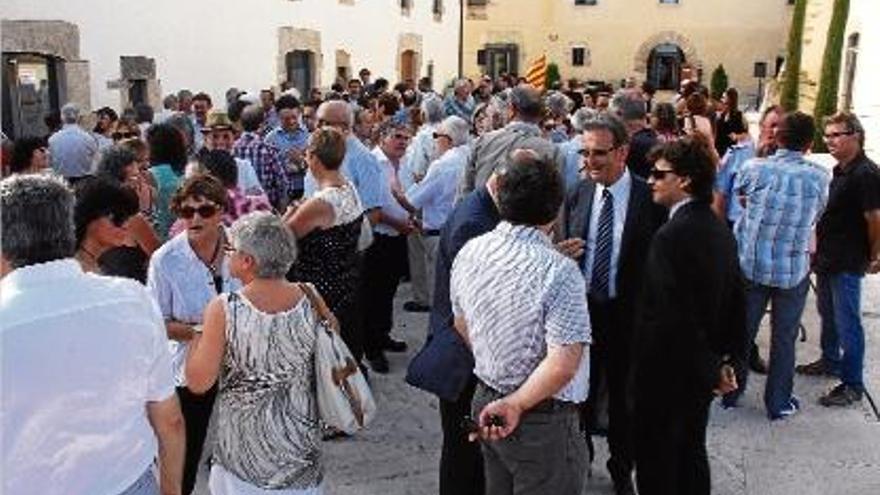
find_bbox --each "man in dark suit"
[559,114,665,495]
[632,136,747,495]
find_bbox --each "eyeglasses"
[178,204,220,219]
[578,147,617,158]
[823,131,855,140]
[432,132,451,140]
[392,133,412,141]
[648,167,676,180]
[112,131,139,140]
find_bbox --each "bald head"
[316,101,354,132]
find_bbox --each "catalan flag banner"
[525,54,547,90]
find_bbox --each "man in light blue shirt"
[713,137,756,227]
[728,112,830,420]
[48,103,99,179]
[302,101,388,216]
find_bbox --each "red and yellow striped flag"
[525,54,547,90]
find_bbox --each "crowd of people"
[2,67,879,495]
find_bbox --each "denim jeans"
[740,277,809,416]
[817,272,865,389]
[118,466,158,495]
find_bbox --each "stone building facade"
[2,0,460,138]
[464,0,793,103]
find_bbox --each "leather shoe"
[367,353,390,374]
[383,337,408,353]
[403,301,431,313]
[796,358,838,377]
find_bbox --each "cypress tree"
[812,0,851,152]
[780,0,808,111]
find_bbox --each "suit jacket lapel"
[575,180,597,241]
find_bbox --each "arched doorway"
[400,50,418,83]
[647,43,685,90]
[285,50,314,96]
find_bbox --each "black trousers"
[635,396,712,495]
[439,376,484,495]
[583,297,634,481]
[177,384,217,495]
[361,233,407,357]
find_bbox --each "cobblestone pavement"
[199,276,880,494]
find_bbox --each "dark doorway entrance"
[2,53,62,139]
[286,50,314,97]
[480,44,518,79]
[647,43,685,90]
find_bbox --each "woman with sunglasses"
[72,176,140,275]
[147,174,242,495]
[187,212,325,495]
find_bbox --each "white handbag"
[300,283,376,434]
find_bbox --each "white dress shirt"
[147,231,241,386]
[1,259,175,495]
[582,169,632,299]
[405,145,470,230]
[371,147,411,237]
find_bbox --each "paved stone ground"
[198,275,880,494]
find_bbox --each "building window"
[575,0,598,5]
[468,0,488,5]
[400,0,412,15]
[842,33,859,111]
[433,0,443,17]
[659,0,680,4]
[572,47,586,66]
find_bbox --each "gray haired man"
[47,102,99,180]
[1,174,184,495]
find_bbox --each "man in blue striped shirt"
[728,112,830,419]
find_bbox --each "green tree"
[710,64,729,101]
[547,62,561,90]
[780,0,808,111]
[812,0,851,152]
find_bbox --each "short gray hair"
[438,116,471,147]
[545,92,573,119]
[571,107,600,133]
[420,94,445,124]
[163,94,179,110]
[582,113,629,147]
[61,103,80,124]
[1,174,76,268]
[228,212,297,279]
[509,85,544,121]
[610,91,647,122]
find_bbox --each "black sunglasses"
[648,167,676,180]
[178,204,219,219]
[107,211,132,228]
[112,131,139,140]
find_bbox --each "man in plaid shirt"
[233,104,296,210]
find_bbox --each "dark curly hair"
[9,136,47,174]
[647,133,717,203]
[73,176,139,247]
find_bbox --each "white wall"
[2,0,461,110]
[844,0,880,160]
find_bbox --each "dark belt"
[423,229,441,237]
[476,380,579,414]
